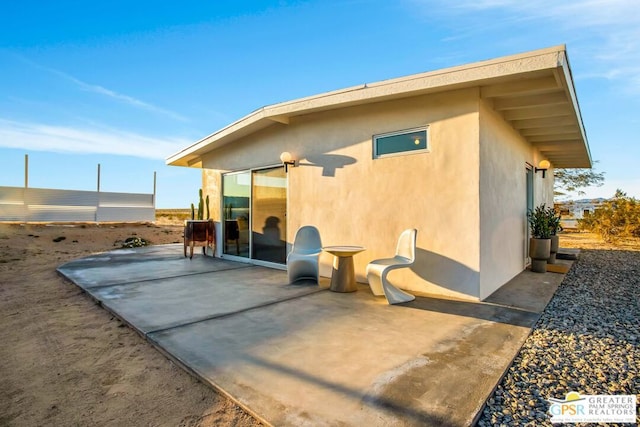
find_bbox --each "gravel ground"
[477,249,639,426]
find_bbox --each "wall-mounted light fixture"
[280,151,297,172]
[535,159,551,178]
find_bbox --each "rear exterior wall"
[202,88,484,300]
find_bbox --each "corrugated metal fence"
[0,186,155,222]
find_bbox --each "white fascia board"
[167,45,572,167]
[555,50,592,167]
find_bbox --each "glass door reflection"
[251,167,287,264]
[222,171,250,258]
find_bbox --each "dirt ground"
[0,221,262,427]
[1,222,637,427]
[558,229,640,251]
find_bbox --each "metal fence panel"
[97,207,155,222]
[0,186,155,222]
[0,187,25,221]
[28,205,97,222]
[99,191,154,207]
[24,188,99,206]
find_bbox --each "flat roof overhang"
[167,45,592,169]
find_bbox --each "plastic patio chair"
[366,228,417,304]
[287,225,323,284]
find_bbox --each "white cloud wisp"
[48,68,190,122]
[11,54,189,122]
[0,118,190,160]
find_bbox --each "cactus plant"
[197,189,204,220]
[190,189,210,221]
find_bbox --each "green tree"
[578,190,640,241]
[554,161,605,198]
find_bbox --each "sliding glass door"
[251,167,287,264]
[222,171,251,258]
[222,166,287,265]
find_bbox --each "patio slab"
[92,267,327,333]
[58,244,245,288]
[57,244,570,426]
[149,285,539,426]
[482,262,572,313]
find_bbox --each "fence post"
[23,154,29,221]
[96,164,100,221]
[24,154,28,189]
[153,171,157,208]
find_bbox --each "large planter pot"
[184,220,215,259]
[548,235,560,264]
[529,237,551,273]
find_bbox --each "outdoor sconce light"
[535,159,551,178]
[280,151,297,172]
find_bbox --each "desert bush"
[578,190,640,241]
[120,236,150,248]
[156,209,191,222]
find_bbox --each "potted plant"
[184,189,215,258]
[548,207,562,264]
[527,204,553,273]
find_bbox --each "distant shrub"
[156,209,191,222]
[578,190,640,241]
[121,237,150,248]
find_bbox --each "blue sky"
[1,0,638,208]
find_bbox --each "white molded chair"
[287,226,322,284]
[366,229,417,304]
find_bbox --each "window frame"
[372,125,429,159]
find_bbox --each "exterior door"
[221,166,287,265]
[525,165,534,264]
[251,167,287,264]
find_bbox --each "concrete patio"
[57,244,571,426]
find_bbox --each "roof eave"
[555,51,593,168]
[167,45,591,169]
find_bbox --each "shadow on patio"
[58,244,569,427]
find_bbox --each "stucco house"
[167,45,591,301]
[555,198,605,229]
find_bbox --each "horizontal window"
[373,126,429,159]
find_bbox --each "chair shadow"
[382,248,543,328]
[409,248,480,299]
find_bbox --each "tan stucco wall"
[201,88,483,300]
[478,99,555,299]
[201,169,220,219]
[478,100,529,299]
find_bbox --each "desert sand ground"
[1,220,637,426]
[0,220,262,427]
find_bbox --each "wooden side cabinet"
[184,220,216,259]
